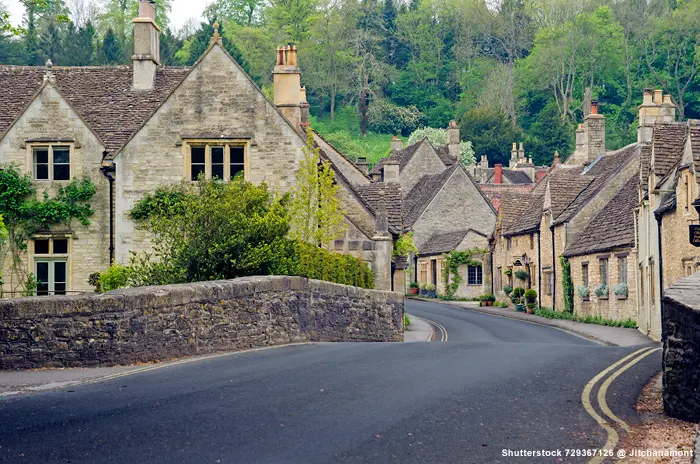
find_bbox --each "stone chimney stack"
[447,120,460,159]
[355,157,370,176]
[518,142,525,162]
[638,88,676,143]
[382,159,400,183]
[132,0,161,90]
[509,142,518,168]
[273,45,302,131]
[583,100,605,164]
[300,86,310,129]
[494,164,503,184]
[480,155,488,170]
[391,136,403,151]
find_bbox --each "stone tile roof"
[651,122,687,183]
[498,190,535,232]
[403,165,457,228]
[369,139,424,176]
[435,146,457,166]
[354,182,403,235]
[655,191,677,216]
[502,177,548,236]
[0,65,190,155]
[554,143,639,225]
[640,143,652,193]
[484,168,533,185]
[564,175,638,257]
[688,120,700,200]
[418,229,471,256]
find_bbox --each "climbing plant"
[393,232,418,258]
[443,248,487,299]
[0,165,96,296]
[561,256,574,314]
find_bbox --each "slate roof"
[564,175,638,257]
[370,138,456,176]
[435,146,458,166]
[498,190,535,232]
[419,229,471,256]
[403,165,458,228]
[651,122,687,183]
[484,168,533,185]
[640,143,652,192]
[354,182,403,235]
[0,65,190,155]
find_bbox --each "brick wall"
[0,276,404,370]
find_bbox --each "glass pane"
[53,165,70,181]
[191,146,206,164]
[54,262,66,284]
[211,164,224,180]
[211,147,224,164]
[37,282,49,296]
[230,146,245,164]
[53,239,68,254]
[230,165,244,179]
[34,148,49,164]
[54,283,66,295]
[36,262,49,283]
[191,164,205,181]
[35,240,50,254]
[35,164,49,180]
[53,147,70,164]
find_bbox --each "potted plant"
[409,282,419,295]
[419,283,426,296]
[425,283,436,298]
[576,286,590,300]
[595,284,609,299]
[524,289,537,314]
[511,287,525,311]
[486,294,496,306]
[479,294,488,306]
[504,269,513,277]
[503,285,513,297]
[613,283,628,299]
[514,270,529,283]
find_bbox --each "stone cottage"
[0,0,399,295]
[370,126,497,298]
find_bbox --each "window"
[33,237,69,296]
[544,271,553,296]
[188,143,247,181]
[640,265,645,307]
[529,233,534,250]
[496,267,502,292]
[32,145,71,181]
[439,260,446,286]
[420,262,428,284]
[618,257,628,285]
[467,265,483,286]
[582,263,589,288]
[599,258,609,286]
[506,237,512,250]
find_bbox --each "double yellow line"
[581,346,661,464]
[421,318,449,342]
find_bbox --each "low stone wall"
[662,272,700,422]
[0,276,404,370]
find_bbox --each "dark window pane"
[36,262,49,282]
[211,165,224,179]
[35,164,49,180]
[54,283,66,295]
[230,165,244,179]
[211,147,224,164]
[230,147,245,164]
[53,147,70,164]
[35,240,50,254]
[54,262,66,283]
[53,239,68,254]
[53,165,70,180]
[34,148,49,164]
[37,283,49,296]
[191,146,206,164]
[191,164,205,181]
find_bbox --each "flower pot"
[487,301,493,306]
[409,288,419,295]
[481,301,487,306]
[515,304,526,312]
[427,290,437,298]
[526,307,534,314]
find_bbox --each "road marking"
[581,347,656,464]
[420,318,448,342]
[597,347,661,432]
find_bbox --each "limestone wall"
[0,276,404,370]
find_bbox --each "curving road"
[0,299,660,464]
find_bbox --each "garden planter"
[481,301,487,306]
[427,290,437,298]
[419,290,426,297]
[409,288,419,295]
[515,304,526,312]
[526,306,534,314]
[487,301,493,306]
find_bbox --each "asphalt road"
[0,299,660,464]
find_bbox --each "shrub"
[524,289,537,304]
[534,308,638,329]
[294,241,374,289]
[511,287,525,298]
[367,99,424,135]
[425,283,436,291]
[514,270,529,282]
[576,286,590,299]
[595,284,609,298]
[406,127,475,166]
[503,285,513,295]
[613,283,628,297]
[410,281,419,289]
[486,293,496,302]
[99,265,133,292]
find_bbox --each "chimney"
[300,86,310,129]
[382,159,400,183]
[494,164,503,184]
[391,136,403,151]
[552,151,560,167]
[273,45,302,131]
[480,155,488,170]
[518,142,525,161]
[355,157,370,176]
[447,120,460,159]
[132,0,161,90]
[509,142,518,168]
[638,88,676,143]
[583,100,605,164]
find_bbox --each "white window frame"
[184,141,249,182]
[30,144,72,181]
[31,236,71,296]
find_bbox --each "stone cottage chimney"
[447,120,460,159]
[391,136,403,151]
[494,164,503,184]
[382,159,400,183]
[355,157,370,176]
[300,86,310,129]
[132,0,161,90]
[480,155,488,170]
[583,100,605,164]
[518,142,526,162]
[638,88,676,143]
[509,142,518,168]
[273,45,302,130]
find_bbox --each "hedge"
[294,241,375,289]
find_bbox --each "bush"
[367,99,424,135]
[99,265,133,292]
[425,283,436,291]
[576,286,590,299]
[511,287,525,298]
[514,270,529,282]
[410,281,420,289]
[503,285,513,295]
[294,241,374,289]
[534,308,638,329]
[524,289,537,304]
[613,283,628,297]
[595,284,609,298]
[404,314,411,328]
[406,127,475,166]
[486,293,496,302]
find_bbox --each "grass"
[404,314,411,328]
[534,308,638,329]
[310,107,393,165]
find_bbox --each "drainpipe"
[537,231,542,308]
[100,161,116,265]
[655,212,665,340]
[551,225,556,311]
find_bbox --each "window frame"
[618,256,628,285]
[30,236,71,296]
[184,140,249,182]
[29,144,73,181]
[467,265,483,286]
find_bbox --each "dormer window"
[186,142,247,181]
[32,145,71,181]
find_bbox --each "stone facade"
[0,276,404,370]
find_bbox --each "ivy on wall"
[561,256,575,314]
[443,248,487,299]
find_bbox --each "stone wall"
[662,272,700,422]
[0,276,404,370]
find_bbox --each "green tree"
[459,107,522,167]
[101,27,122,64]
[526,101,573,165]
[204,0,264,26]
[175,20,248,70]
[289,128,346,247]
[406,126,475,166]
[62,20,96,65]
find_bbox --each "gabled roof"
[435,146,458,166]
[370,138,451,176]
[313,131,370,185]
[564,175,638,257]
[403,165,458,227]
[484,168,533,185]
[498,190,535,232]
[354,182,403,235]
[419,229,486,256]
[0,65,189,154]
[651,122,687,183]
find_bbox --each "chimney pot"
[663,94,672,104]
[391,136,403,151]
[643,88,653,105]
[590,100,598,115]
[273,44,302,130]
[494,164,503,184]
[653,89,663,104]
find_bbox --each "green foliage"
[503,285,513,295]
[514,269,529,282]
[459,108,522,167]
[289,127,346,248]
[576,286,590,299]
[406,127,475,167]
[443,248,486,299]
[560,256,575,313]
[99,265,133,292]
[534,308,637,329]
[524,289,537,303]
[410,281,419,289]
[294,241,374,289]
[367,99,423,135]
[130,187,187,220]
[404,314,410,328]
[511,287,525,304]
[595,284,609,298]
[393,232,417,258]
[613,283,628,297]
